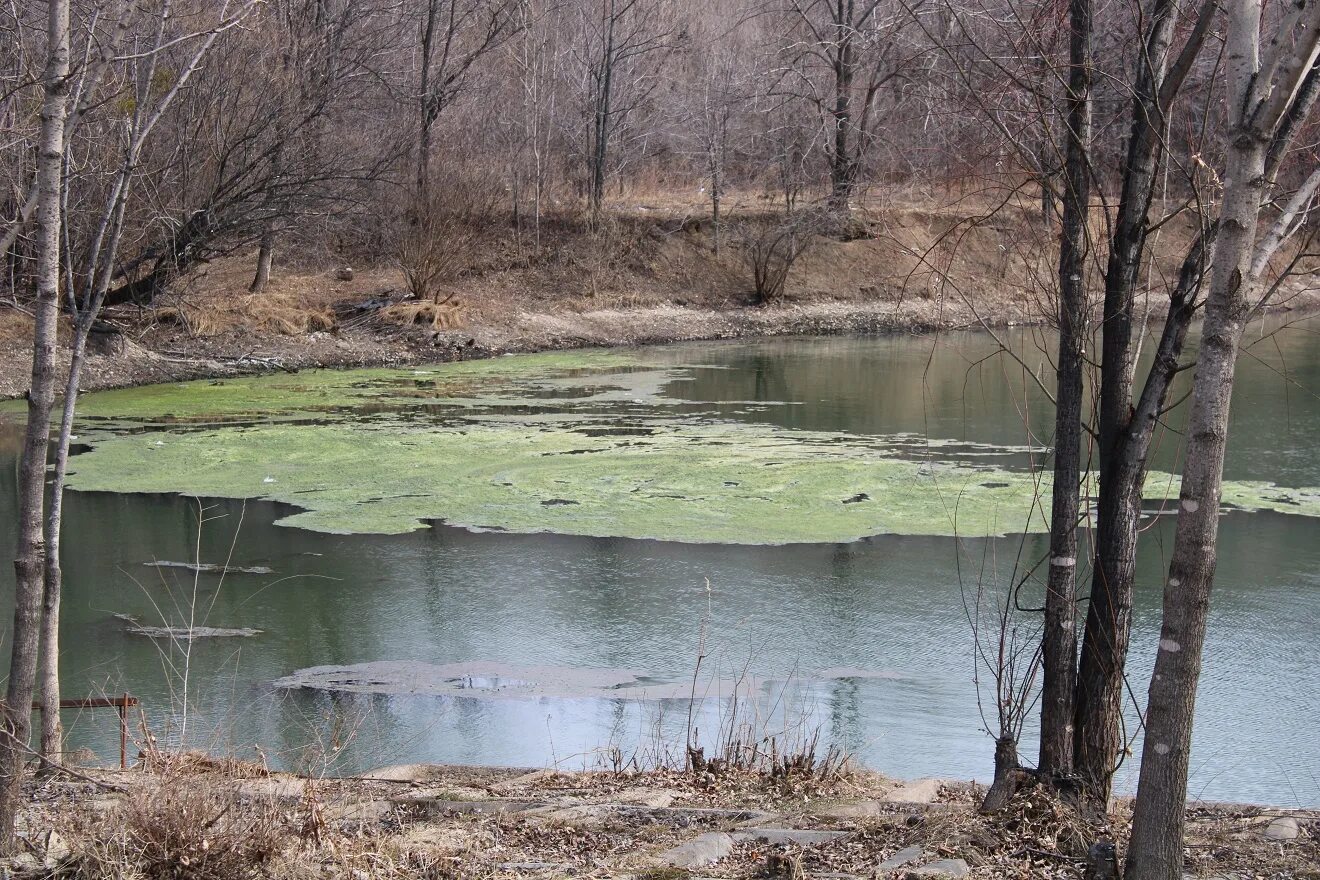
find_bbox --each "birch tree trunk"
[1127,1,1320,874]
[1,0,69,849]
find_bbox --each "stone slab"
[660,832,737,867]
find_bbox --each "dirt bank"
[3,193,1318,400]
[9,758,1315,878]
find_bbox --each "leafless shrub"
[737,211,820,304]
[64,773,285,880]
[395,172,501,304]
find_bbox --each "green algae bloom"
[63,350,649,423]
[64,420,1056,541]
[50,349,1320,544]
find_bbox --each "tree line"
[5,1,1320,878]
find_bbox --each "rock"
[538,805,615,823]
[362,763,446,783]
[43,829,70,865]
[488,768,558,792]
[1264,816,1299,841]
[88,328,127,357]
[6,853,43,873]
[876,845,925,872]
[660,832,737,867]
[906,859,969,878]
[614,787,676,808]
[399,797,547,815]
[882,779,945,804]
[815,800,885,818]
[733,829,849,847]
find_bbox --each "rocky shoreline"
[6,287,1320,404]
[8,760,1316,878]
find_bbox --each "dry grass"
[145,258,378,338]
[154,292,336,337]
[380,300,465,331]
[23,762,1316,880]
[0,304,34,344]
[58,775,285,879]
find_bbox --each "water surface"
[1,325,1317,805]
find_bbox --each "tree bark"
[1,0,69,850]
[1124,147,1263,880]
[1125,0,1314,872]
[589,0,617,220]
[1071,0,1190,808]
[981,733,1029,812]
[1039,0,1090,780]
[250,221,276,292]
[826,2,856,213]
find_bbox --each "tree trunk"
[1,0,69,850]
[1071,0,1185,809]
[827,12,855,213]
[1126,2,1274,873]
[711,167,721,257]
[981,733,1030,812]
[36,322,98,768]
[249,222,276,292]
[1124,159,1262,880]
[590,4,615,222]
[1040,0,1091,779]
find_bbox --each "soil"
[10,759,1317,879]
[5,192,1316,400]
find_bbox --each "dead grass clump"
[0,305,34,344]
[63,776,285,880]
[380,300,465,331]
[138,749,271,779]
[983,784,1094,859]
[154,292,336,337]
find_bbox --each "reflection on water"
[1,326,1319,805]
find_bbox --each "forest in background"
[5,0,1310,316]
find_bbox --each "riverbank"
[8,759,1315,878]
[6,192,1318,400]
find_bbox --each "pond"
[1,324,1317,805]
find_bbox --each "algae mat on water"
[61,418,1320,543]
[0,350,649,423]
[49,351,1320,544]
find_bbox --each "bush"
[395,171,501,303]
[737,211,820,304]
[69,776,286,880]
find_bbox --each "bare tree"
[773,0,922,212]
[96,0,397,307]
[415,0,521,192]
[36,0,259,768]
[1038,0,1090,784]
[688,44,745,255]
[506,0,560,249]
[566,0,678,219]
[1069,0,1219,810]
[1,0,69,850]
[1127,2,1320,874]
